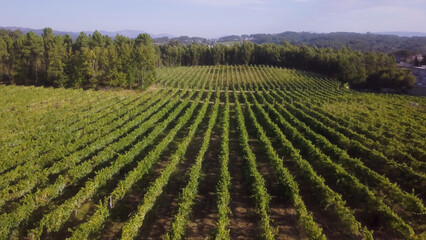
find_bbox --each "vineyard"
[0,65,425,240]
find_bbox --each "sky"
[1,0,426,38]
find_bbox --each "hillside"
[3,27,426,54]
[155,32,426,54]
[216,32,426,54]
[0,65,425,239]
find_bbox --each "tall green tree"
[90,30,106,48]
[12,32,44,85]
[0,37,9,81]
[130,34,157,88]
[49,36,67,87]
[1,35,13,83]
[114,35,133,87]
[240,41,254,65]
[42,28,67,86]
[212,44,225,65]
[105,44,126,87]
[74,32,89,52]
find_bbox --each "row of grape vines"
[1,65,424,239]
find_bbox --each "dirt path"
[93,101,203,240]
[246,127,308,240]
[185,112,222,238]
[137,104,211,239]
[31,119,163,240]
[228,109,260,239]
[272,146,356,240]
[96,121,186,240]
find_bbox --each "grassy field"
[0,65,425,240]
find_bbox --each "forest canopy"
[0,28,157,89]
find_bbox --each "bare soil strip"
[228,109,260,239]
[137,104,211,239]
[246,125,308,240]
[185,108,222,239]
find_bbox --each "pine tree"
[0,37,8,82]
[131,34,157,88]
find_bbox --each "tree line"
[217,32,426,54]
[0,28,156,89]
[0,28,416,89]
[158,41,416,89]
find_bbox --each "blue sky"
[1,0,425,38]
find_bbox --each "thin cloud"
[289,0,312,2]
[178,0,266,7]
[318,0,426,9]
[244,6,285,13]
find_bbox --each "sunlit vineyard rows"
[0,65,425,240]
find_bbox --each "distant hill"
[375,32,426,37]
[154,31,426,54]
[214,32,426,54]
[2,26,426,54]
